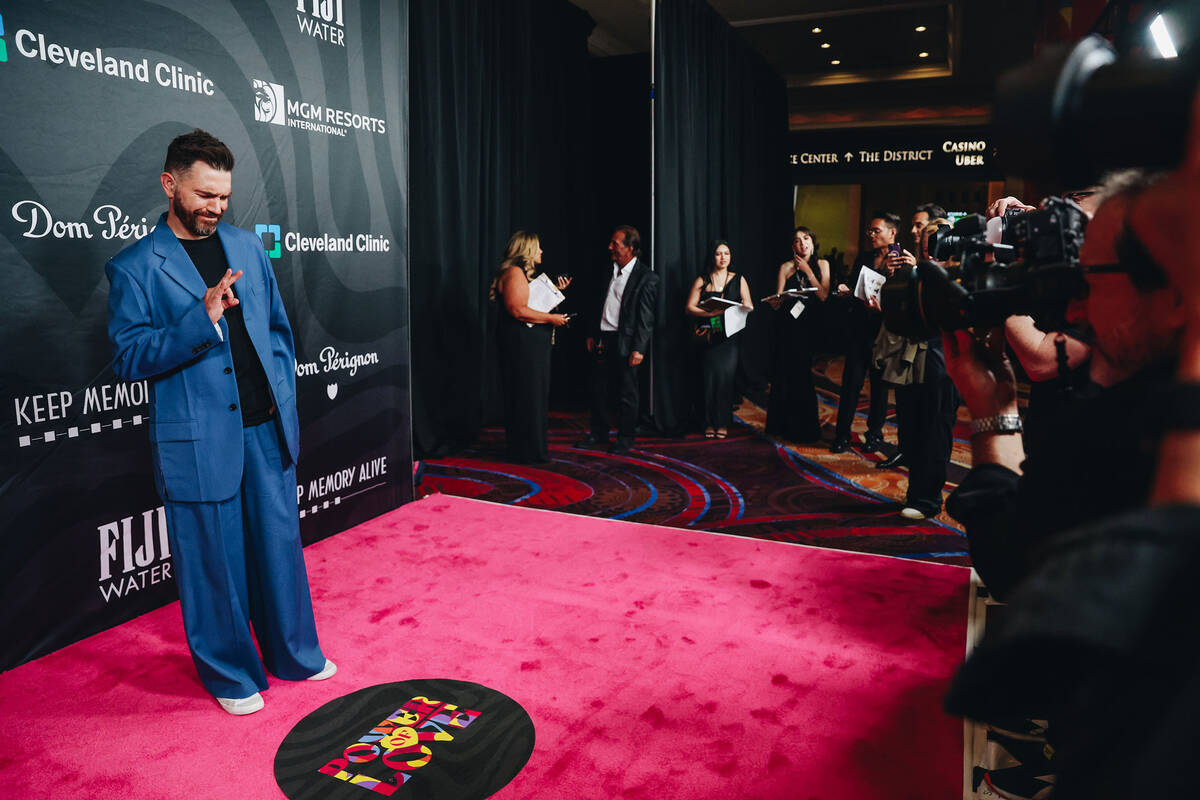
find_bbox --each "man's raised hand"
[205,268,243,324]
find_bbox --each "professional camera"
[880,197,1089,338]
[996,25,1197,188]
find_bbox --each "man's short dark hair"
[872,212,902,231]
[916,202,947,220]
[615,225,641,258]
[163,129,234,175]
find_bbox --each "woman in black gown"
[685,240,754,438]
[490,231,571,463]
[765,226,831,442]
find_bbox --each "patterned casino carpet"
[425,357,978,567]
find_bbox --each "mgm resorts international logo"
[252,78,385,137]
[274,679,534,799]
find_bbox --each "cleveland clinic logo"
[254,79,287,126]
[256,223,283,258]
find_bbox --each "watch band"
[970,414,1023,436]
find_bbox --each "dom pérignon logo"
[253,78,286,125]
[274,679,533,799]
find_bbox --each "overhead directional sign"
[788,126,1000,177]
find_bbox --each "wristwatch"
[970,414,1023,436]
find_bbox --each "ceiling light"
[811,27,822,34]
[915,25,927,32]
[1150,14,1178,58]
[918,51,929,58]
[830,59,841,65]
[820,42,830,49]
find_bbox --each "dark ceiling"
[568,0,1043,129]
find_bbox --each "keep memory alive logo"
[1,12,8,63]
[253,78,385,137]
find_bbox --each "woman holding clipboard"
[765,225,831,443]
[685,240,754,439]
[490,231,571,463]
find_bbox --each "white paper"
[724,305,750,336]
[854,266,885,305]
[789,301,804,319]
[527,273,565,313]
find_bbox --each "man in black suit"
[578,225,659,453]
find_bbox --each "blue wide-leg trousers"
[163,419,325,699]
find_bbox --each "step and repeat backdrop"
[0,0,411,671]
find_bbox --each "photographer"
[872,216,961,520]
[993,188,1103,456]
[944,169,1171,601]
[829,213,900,453]
[946,92,1200,800]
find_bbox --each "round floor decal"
[275,678,535,799]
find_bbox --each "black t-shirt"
[180,235,274,426]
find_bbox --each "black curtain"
[551,54,653,412]
[653,0,791,432]
[409,0,594,456]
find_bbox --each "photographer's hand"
[987,196,1036,218]
[944,327,1024,471]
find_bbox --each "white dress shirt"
[600,256,637,332]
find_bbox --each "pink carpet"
[0,495,970,799]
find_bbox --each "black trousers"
[894,354,959,514]
[835,314,888,440]
[590,332,640,444]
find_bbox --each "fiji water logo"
[295,0,345,47]
[256,223,282,258]
[253,78,286,125]
[1,12,9,63]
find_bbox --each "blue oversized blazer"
[106,213,300,503]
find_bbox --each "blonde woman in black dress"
[490,231,571,462]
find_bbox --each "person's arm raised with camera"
[944,326,1026,473]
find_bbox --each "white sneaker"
[307,658,337,681]
[216,692,264,715]
[900,506,927,520]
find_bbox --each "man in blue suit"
[106,130,333,715]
